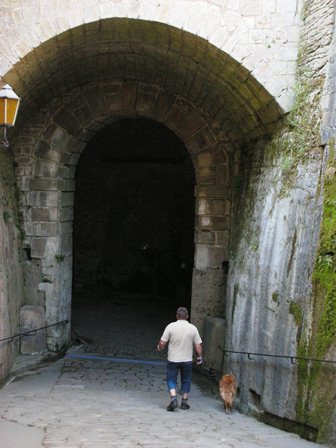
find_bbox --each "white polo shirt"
[160,319,202,362]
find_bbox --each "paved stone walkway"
[0,350,327,448]
[0,296,329,447]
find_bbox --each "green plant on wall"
[289,301,303,327]
[271,68,323,181]
[55,254,65,263]
[312,149,336,357]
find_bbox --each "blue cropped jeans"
[166,360,193,393]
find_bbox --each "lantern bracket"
[1,126,9,148]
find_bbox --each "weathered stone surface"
[53,108,82,135]
[36,140,61,162]
[191,269,226,333]
[31,237,59,259]
[60,207,73,222]
[203,316,226,371]
[60,221,72,235]
[195,185,230,199]
[30,178,59,191]
[23,261,45,307]
[61,193,74,207]
[31,207,59,222]
[195,245,228,270]
[20,305,46,355]
[197,198,230,216]
[225,153,324,422]
[136,83,160,115]
[34,192,59,208]
[35,159,60,178]
[61,179,75,192]
[33,222,57,237]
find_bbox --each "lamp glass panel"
[6,98,20,126]
[0,98,6,125]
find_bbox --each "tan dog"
[219,374,237,414]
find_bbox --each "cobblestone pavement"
[0,296,328,447]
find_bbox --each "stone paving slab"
[0,420,44,448]
[0,352,328,448]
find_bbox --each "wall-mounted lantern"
[0,84,20,148]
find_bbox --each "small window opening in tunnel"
[72,118,195,358]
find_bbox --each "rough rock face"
[224,0,336,443]
[317,30,336,448]
[226,147,323,421]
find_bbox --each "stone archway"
[13,80,232,350]
[4,18,283,351]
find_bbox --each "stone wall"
[0,150,24,381]
[295,0,336,444]
[225,0,336,443]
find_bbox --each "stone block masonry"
[20,305,46,355]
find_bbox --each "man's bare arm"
[195,343,203,364]
[195,343,202,357]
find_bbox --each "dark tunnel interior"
[71,118,196,357]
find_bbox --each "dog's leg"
[225,403,232,414]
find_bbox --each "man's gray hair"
[176,307,189,319]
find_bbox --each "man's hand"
[157,340,166,351]
[196,356,202,365]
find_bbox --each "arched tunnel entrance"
[3,6,329,442]
[72,118,195,356]
[2,18,283,357]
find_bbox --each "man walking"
[157,307,203,411]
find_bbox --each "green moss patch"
[268,70,323,185]
[289,301,303,327]
[312,151,336,356]
[272,291,279,304]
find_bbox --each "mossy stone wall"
[294,0,336,436]
[226,0,336,444]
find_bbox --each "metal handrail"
[222,348,336,365]
[0,319,69,344]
